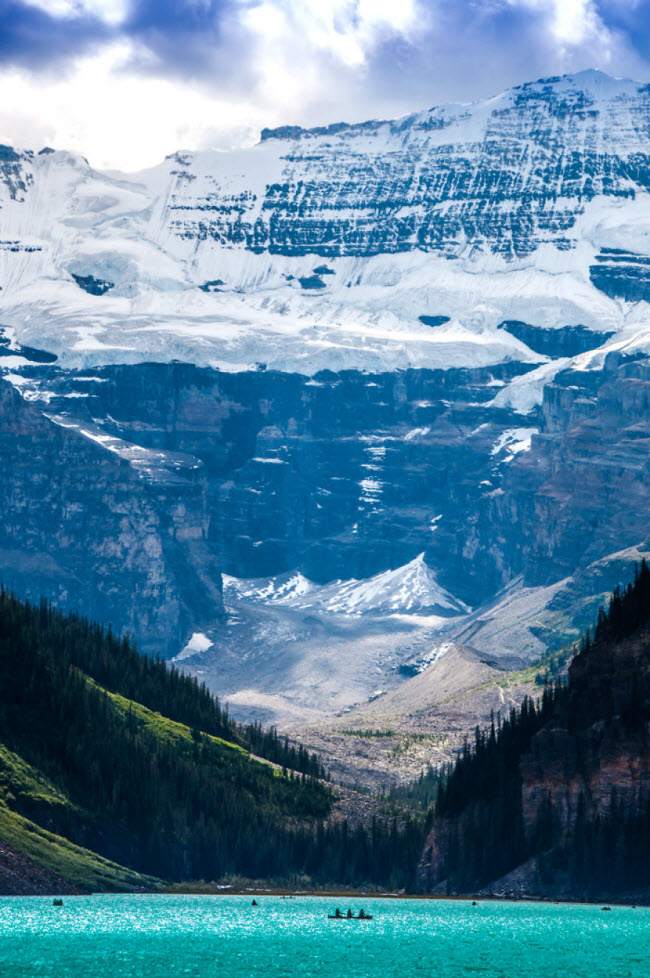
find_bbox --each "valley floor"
[292,649,538,791]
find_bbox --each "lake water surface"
[0,894,647,977]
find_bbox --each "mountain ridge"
[224,553,469,617]
[1,68,650,747]
[258,69,638,143]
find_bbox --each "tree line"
[2,592,324,778]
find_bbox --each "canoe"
[327,915,373,920]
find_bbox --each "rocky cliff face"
[419,582,650,898]
[521,628,650,836]
[158,71,650,260]
[476,352,650,592]
[0,377,223,658]
[8,342,649,689]
[5,357,564,604]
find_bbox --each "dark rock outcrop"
[71,273,113,296]
[499,321,613,358]
[590,248,650,302]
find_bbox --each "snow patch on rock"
[173,631,214,663]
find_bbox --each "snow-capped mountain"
[1,70,650,377]
[1,71,650,721]
[224,553,469,617]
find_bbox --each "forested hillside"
[420,561,650,900]
[0,589,425,891]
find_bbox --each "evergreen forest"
[429,560,650,897]
[0,588,427,890]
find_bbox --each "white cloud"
[507,0,611,48]
[236,0,424,124]
[21,0,128,24]
[244,0,420,67]
[0,43,264,170]
[0,0,426,170]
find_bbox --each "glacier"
[1,70,650,377]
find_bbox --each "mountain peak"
[225,555,468,617]
[518,68,637,96]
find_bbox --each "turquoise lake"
[0,894,648,977]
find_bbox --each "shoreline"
[0,888,647,909]
[153,886,649,907]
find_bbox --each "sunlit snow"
[224,553,469,617]
[173,632,214,663]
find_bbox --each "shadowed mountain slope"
[419,561,650,900]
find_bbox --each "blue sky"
[1,0,650,168]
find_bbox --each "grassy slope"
[0,743,156,891]
[0,803,156,892]
[91,680,255,761]
[0,676,288,892]
[0,742,74,812]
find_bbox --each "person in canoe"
[358,909,371,919]
[330,908,342,918]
